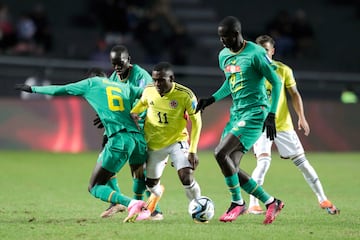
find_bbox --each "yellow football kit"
[266,60,296,132]
[131,83,201,152]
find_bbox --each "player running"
[94,45,163,220]
[15,68,151,222]
[130,62,202,215]
[248,35,339,215]
[196,16,284,224]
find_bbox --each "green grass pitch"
[0,151,359,240]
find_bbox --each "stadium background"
[0,0,359,151]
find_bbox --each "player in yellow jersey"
[131,62,202,216]
[248,35,339,215]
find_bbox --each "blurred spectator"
[126,0,150,31]
[265,10,295,58]
[29,3,53,53]
[134,0,185,64]
[12,3,53,56]
[89,37,110,63]
[89,0,130,45]
[291,9,315,58]
[168,24,194,66]
[0,3,16,53]
[13,11,37,55]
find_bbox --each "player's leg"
[95,134,127,218]
[130,162,164,220]
[145,148,168,213]
[129,133,149,200]
[277,130,339,214]
[130,163,147,200]
[145,190,164,220]
[214,133,247,222]
[100,175,126,218]
[90,134,150,222]
[130,150,164,219]
[248,132,273,214]
[230,108,284,224]
[171,141,201,201]
[102,132,149,218]
[88,161,131,205]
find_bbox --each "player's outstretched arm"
[196,78,231,113]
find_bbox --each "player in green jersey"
[248,35,339,215]
[15,68,151,222]
[93,45,163,220]
[131,62,203,217]
[196,16,284,224]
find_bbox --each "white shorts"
[146,141,190,179]
[253,130,304,159]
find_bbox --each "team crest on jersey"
[237,120,246,127]
[191,100,197,110]
[169,100,178,108]
[224,65,241,73]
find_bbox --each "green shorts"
[98,131,147,173]
[221,106,268,153]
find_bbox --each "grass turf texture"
[0,151,359,240]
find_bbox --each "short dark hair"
[219,16,242,32]
[255,35,275,47]
[153,62,174,81]
[86,68,107,78]
[153,62,173,72]
[110,45,129,55]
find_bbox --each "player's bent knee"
[214,147,226,163]
[178,168,193,185]
[146,178,159,188]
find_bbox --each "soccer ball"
[188,196,215,223]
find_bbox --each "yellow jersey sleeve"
[266,60,296,131]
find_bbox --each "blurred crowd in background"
[0,0,359,101]
[0,2,52,56]
[1,0,359,65]
[0,0,194,66]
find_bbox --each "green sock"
[225,174,242,202]
[107,176,120,192]
[90,184,132,207]
[241,178,271,203]
[133,177,146,200]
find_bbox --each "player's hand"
[93,114,104,129]
[195,96,215,113]
[15,84,32,93]
[262,112,276,140]
[298,117,310,136]
[188,153,199,170]
[130,113,141,130]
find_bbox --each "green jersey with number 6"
[31,76,143,137]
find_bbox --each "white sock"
[249,156,271,207]
[292,155,327,203]
[147,183,163,197]
[184,180,201,201]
